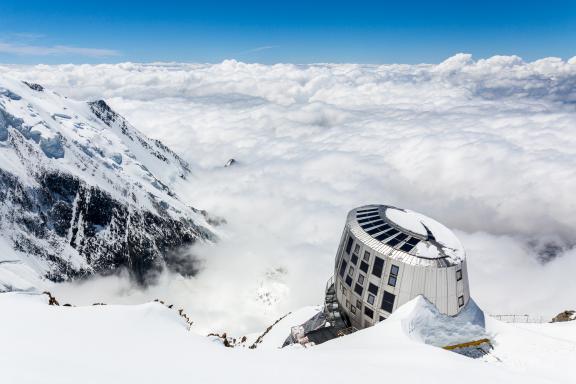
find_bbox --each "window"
[356,299,362,309]
[339,259,348,278]
[363,251,370,262]
[345,236,354,254]
[348,266,354,276]
[379,316,386,322]
[351,253,359,265]
[351,305,356,314]
[395,233,408,242]
[368,283,378,295]
[361,220,384,230]
[367,294,375,305]
[345,275,353,287]
[354,284,363,296]
[357,274,365,285]
[367,225,387,235]
[372,257,384,277]
[456,269,462,281]
[458,295,464,307]
[399,243,415,253]
[388,264,399,287]
[381,291,395,313]
[354,244,360,254]
[364,307,374,319]
[346,299,350,308]
[360,261,369,273]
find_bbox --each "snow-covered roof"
[349,204,465,265]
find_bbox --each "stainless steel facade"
[334,204,470,330]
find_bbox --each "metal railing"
[489,314,549,323]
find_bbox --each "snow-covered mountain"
[0,77,215,291]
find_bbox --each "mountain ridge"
[0,76,215,290]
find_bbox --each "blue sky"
[0,0,574,64]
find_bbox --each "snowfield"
[0,292,574,384]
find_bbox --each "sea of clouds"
[2,53,576,334]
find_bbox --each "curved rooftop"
[348,204,465,266]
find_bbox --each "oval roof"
[351,204,465,263]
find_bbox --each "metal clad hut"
[333,204,470,329]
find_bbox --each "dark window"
[357,207,378,214]
[339,259,348,278]
[372,257,384,277]
[363,251,370,262]
[356,299,362,309]
[395,233,408,242]
[361,220,385,230]
[399,243,415,253]
[354,284,364,296]
[368,283,378,295]
[388,265,399,287]
[381,291,395,313]
[374,232,390,241]
[359,261,369,273]
[387,237,402,247]
[357,216,380,224]
[351,254,359,265]
[364,307,374,319]
[345,236,354,254]
[357,274,365,285]
[458,295,464,307]
[357,212,380,219]
[456,269,462,281]
[406,237,420,245]
[345,275,353,287]
[367,225,387,235]
[367,294,375,305]
[354,244,360,254]
[379,316,386,322]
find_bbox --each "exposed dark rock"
[551,310,575,323]
[1,167,212,285]
[23,81,44,92]
[224,158,237,167]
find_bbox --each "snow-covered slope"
[0,77,214,290]
[1,293,574,384]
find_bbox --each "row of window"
[341,280,395,321]
[340,230,465,321]
[339,235,400,318]
[355,208,421,253]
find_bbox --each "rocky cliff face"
[0,77,215,290]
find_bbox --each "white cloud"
[4,54,576,333]
[0,42,119,57]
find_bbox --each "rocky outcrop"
[551,310,576,323]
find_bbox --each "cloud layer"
[3,54,576,333]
